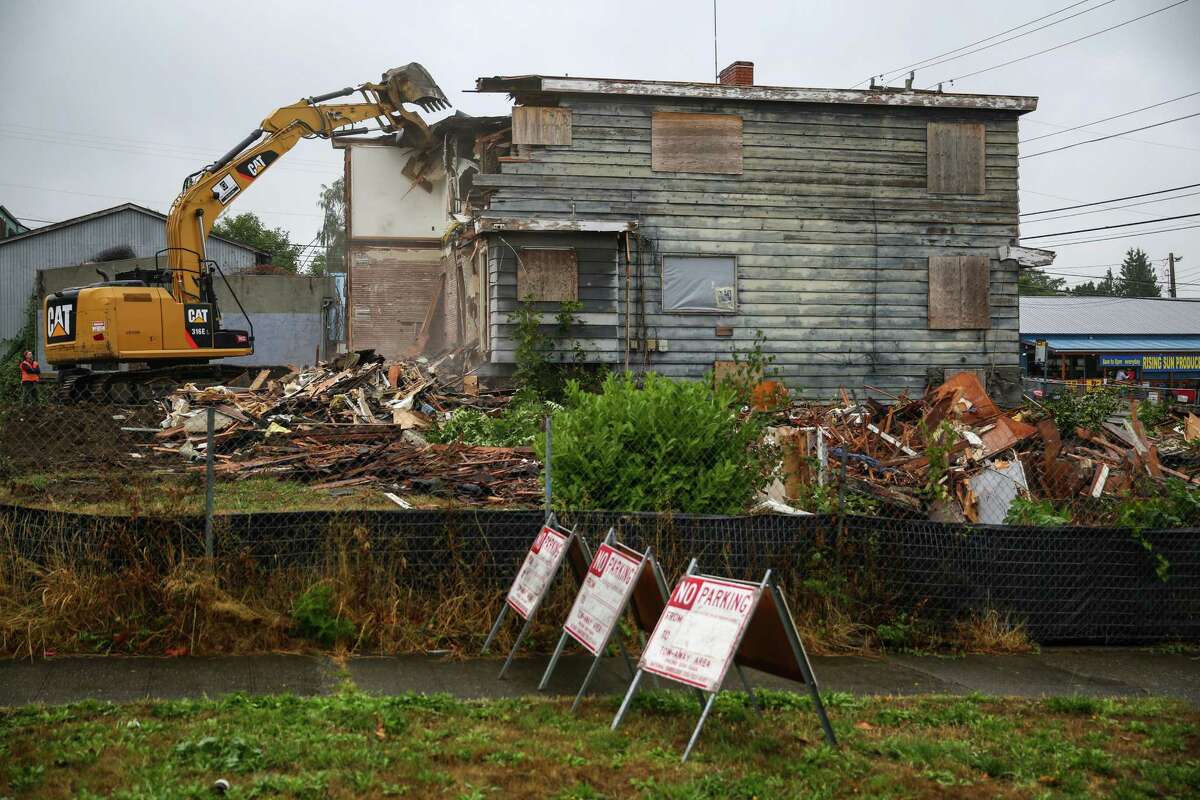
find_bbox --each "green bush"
[1005,497,1072,526]
[291,585,355,646]
[538,372,766,514]
[1041,388,1122,433]
[428,401,544,447]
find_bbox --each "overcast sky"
[3,0,1198,295]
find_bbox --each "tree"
[1018,267,1067,296]
[1115,247,1161,297]
[1072,268,1117,297]
[211,212,300,272]
[308,178,346,276]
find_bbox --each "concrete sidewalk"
[2,648,1197,708]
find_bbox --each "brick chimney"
[718,61,754,86]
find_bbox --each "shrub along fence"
[2,503,1197,658]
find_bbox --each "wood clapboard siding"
[481,95,1023,397]
[488,232,620,363]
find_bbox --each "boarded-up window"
[928,255,990,329]
[512,106,572,145]
[652,112,743,174]
[927,122,986,194]
[517,248,578,302]
[662,255,737,312]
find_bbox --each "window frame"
[660,253,739,315]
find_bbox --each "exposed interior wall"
[348,146,447,239]
[347,245,444,360]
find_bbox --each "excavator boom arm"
[165,64,448,303]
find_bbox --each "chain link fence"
[1,378,1198,658]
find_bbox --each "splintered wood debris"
[768,372,1200,523]
[149,350,538,505]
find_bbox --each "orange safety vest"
[19,359,40,383]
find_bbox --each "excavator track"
[55,364,259,404]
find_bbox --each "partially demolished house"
[343,62,1043,401]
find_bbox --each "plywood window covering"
[517,248,578,302]
[927,122,986,194]
[928,255,990,329]
[512,106,572,146]
[652,112,743,174]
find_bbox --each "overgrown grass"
[1,691,1195,798]
[0,515,1033,659]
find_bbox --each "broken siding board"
[928,255,990,329]
[512,106,573,145]
[652,112,743,174]
[927,122,986,194]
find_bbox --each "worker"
[18,350,40,404]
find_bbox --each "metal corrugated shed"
[1019,335,1200,352]
[1020,296,1200,336]
[0,204,262,343]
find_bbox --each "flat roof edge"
[476,75,1036,113]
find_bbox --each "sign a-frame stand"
[481,514,592,679]
[538,529,670,712]
[611,560,837,761]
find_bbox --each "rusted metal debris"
[150,350,536,506]
[771,372,1200,523]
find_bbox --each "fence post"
[544,413,553,514]
[837,447,847,539]
[205,406,215,559]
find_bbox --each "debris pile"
[765,373,1200,524]
[151,351,539,505]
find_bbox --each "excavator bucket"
[381,63,450,113]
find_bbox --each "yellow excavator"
[44,64,449,399]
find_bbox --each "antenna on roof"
[713,0,719,82]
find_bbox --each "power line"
[0,130,337,176]
[1021,111,1200,159]
[0,181,322,219]
[1022,117,1200,154]
[883,0,1119,85]
[1021,182,1200,215]
[1023,212,1200,240]
[1021,90,1200,143]
[0,122,335,169]
[1022,191,1200,223]
[850,0,1095,88]
[1033,221,1200,246]
[929,0,1192,88]
[1035,268,1200,288]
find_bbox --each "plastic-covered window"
[662,256,737,313]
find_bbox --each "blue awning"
[1020,335,1200,353]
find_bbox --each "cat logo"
[46,300,76,343]
[187,307,210,324]
[212,174,240,205]
[236,149,279,180]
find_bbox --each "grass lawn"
[0,472,420,515]
[2,689,1197,799]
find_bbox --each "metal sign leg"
[772,585,837,746]
[570,653,605,713]
[538,629,571,691]
[498,613,534,680]
[734,663,763,718]
[611,669,644,731]
[681,692,718,763]
[481,603,509,654]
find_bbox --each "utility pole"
[1168,252,1181,298]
